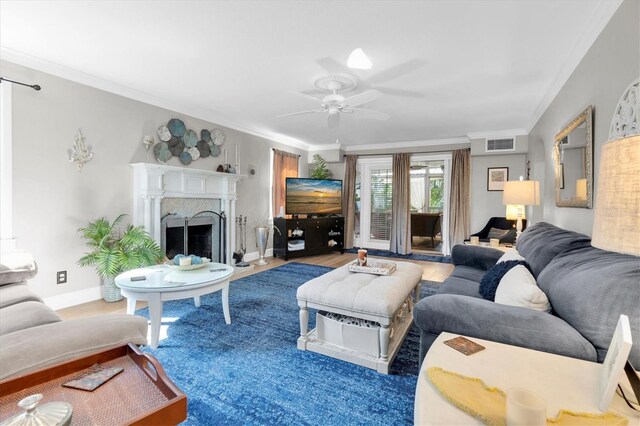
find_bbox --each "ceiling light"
[348,48,372,70]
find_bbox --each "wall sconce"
[68,129,93,171]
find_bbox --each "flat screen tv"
[286,178,343,215]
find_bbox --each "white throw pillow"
[495,265,551,312]
[496,248,525,263]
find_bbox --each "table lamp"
[503,177,540,239]
[591,134,640,256]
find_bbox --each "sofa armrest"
[451,244,503,270]
[0,314,148,380]
[414,294,597,363]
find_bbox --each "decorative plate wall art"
[154,118,225,165]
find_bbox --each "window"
[369,168,392,241]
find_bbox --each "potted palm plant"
[78,214,164,302]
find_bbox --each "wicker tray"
[348,259,397,276]
[0,344,187,426]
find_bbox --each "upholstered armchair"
[410,213,442,247]
[468,217,526,244]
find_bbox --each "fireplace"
[162,211,226,263]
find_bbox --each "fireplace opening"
[161,211,226,263]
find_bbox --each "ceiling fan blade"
[316,57,351,75]
[376,87,424,98]
[343,89,382,107]
[289,90,324,103]
[328,113,340,129]
[367,59,425,84]
[277,109,323,118]
[347,107,390,121]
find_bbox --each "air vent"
[486,138,515,152]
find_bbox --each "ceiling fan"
[278,73,390,128]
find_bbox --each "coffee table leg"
[126,297,137,315]
[222,285,231,324]
[193,296,201,307]
[148,293,162,350]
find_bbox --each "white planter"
[103,276,123,302]
[316,311,380,357]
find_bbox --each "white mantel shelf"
[130,162,244,265]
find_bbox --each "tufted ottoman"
[296,259,422,374]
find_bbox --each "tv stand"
[273,217,344,260]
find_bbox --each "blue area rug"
[138,262,439,425]
[346,247,452,263]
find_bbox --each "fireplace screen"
[161,210,226,263]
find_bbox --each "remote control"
[130,276,147,281]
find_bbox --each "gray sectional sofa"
[414,222,640,366]
[0,254,148,380]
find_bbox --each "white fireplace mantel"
[130,162,244,264]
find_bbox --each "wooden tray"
[0,344,187,426]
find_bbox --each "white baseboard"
[242,249,273,262]
[44,286,102,311]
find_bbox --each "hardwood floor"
[56,253,453,320]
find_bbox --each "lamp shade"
[503,180,540,206]
[591,135,640,256]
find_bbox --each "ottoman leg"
[299,306,309,344]
[379,325,390,361]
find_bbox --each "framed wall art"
[487,167,509,191]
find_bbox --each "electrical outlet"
[56,270,67,284]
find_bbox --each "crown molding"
[467,128,528,140]
[343,137,469,152]
[0,47,311,151]
[525,0,623,132]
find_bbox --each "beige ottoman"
[296,259,422,374]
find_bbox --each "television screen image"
[286,178,342,215]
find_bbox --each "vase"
[255,226,270,266]
[103,276,123,302]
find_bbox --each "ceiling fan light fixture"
[348,48,372,70]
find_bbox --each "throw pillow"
[495,265,551,312]
[479,260,529,301]
[487,227,510,240]
[497,248,525,263]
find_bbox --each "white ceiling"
[0,1,621,151]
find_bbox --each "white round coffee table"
[115,263,234,349]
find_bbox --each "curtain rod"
[0,77,41,91]
[272,148,301,157]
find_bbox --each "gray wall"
[528,0,640,236]
[2,60,304,300]
[470,151,527,233]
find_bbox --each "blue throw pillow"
[479,260,532,301]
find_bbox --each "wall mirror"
[554,105,593,208]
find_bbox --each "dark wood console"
[273,217,344,260]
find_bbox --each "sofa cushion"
[437,277,483,299]
[450,265,485,283]
[515,222,591,278]
[0,301,61,335]
[0,314,148,380]
[495,265,551,312]
[413,294,597,362]
[0,253,38,286]
[0,282,43,309]
[538,245,640,365]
